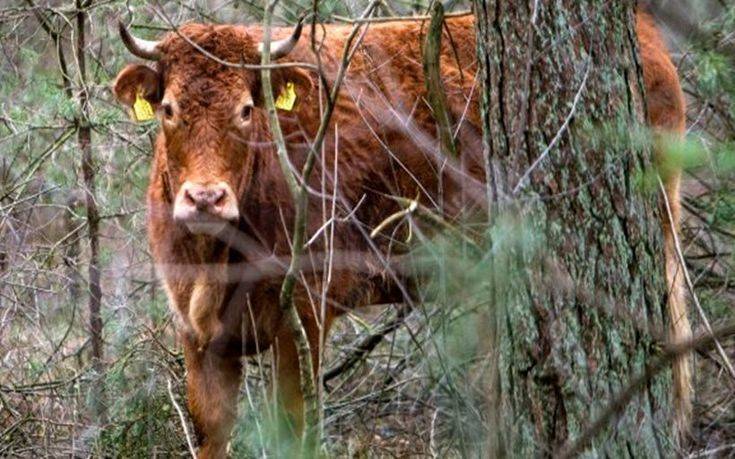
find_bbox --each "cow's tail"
[660,137,692,441]
[638,8,693,434]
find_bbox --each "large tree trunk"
[473,1,674,455]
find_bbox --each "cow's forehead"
[160,23,260,70]
[158,24,259,103]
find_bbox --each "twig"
[261,0,382,450]
[388,196,483,255]
[658,177,735,382]
[166,378,197,459]
[323,304,410,384]
[422,2,457,158]
[333,9,472,24]
[261,0,321,451]
[645,1,735,63]
[305,194,366,247]
[24,0,74,99]
[370,198,417,239]
[686,443,735,458]
[512,62,591,195]
[0,128,76,202]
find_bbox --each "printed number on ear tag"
[132,91,155,122]
[275,82,297,111]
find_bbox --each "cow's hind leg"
[182,334,242,459]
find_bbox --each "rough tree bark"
[473,1,675,456]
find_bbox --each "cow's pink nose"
[184,185,226,211]
[173,181,239,229]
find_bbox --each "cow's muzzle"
[173,181,239,235]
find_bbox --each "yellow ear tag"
[132,91,155,122]
[275,82,297,111]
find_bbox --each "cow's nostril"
[213,189,226,206]
[184,189,196,206]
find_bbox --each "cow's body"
[114,11,689,457]
[148,14,482,353]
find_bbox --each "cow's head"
[113,21,310,235]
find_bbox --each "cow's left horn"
[258,17,304,60]
[118,21,162,61]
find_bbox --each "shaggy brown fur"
[113,11,690,457]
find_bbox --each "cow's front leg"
[182,333,242,459]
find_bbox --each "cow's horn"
[118,21,162,61]
[258,17,304,60]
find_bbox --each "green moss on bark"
[473,1,673,456]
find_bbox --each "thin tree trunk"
[473,1,674,455]
[75,0,104,419]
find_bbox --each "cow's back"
[267,16,485,221]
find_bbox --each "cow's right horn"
[118,21,162,61]
[258,17,304,60]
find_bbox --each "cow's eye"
[161,103,174,119]
[240,104,253,123]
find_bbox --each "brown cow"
[113,9,689,457]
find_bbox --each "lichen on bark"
[473,1,674,456]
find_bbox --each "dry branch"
[422,2,456,158]
[261,0,381,451]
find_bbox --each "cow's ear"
[270,66,315,110]
[113,64,162,108]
